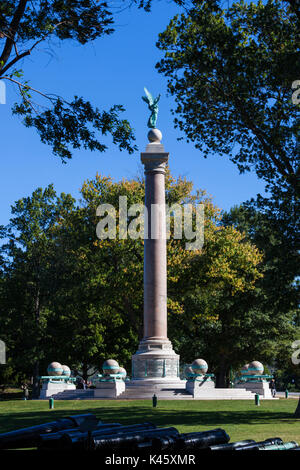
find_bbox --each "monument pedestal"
[131,339,180,385]
[94,380,125,399]
[39,380,76,399]
[235,381,273,398]
[186,378,215,397]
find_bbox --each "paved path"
[277,391,300,398]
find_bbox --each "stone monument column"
[131,128,180,383]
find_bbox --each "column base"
[131,338,180,383]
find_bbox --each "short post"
[255,393,260,406]
[152,394,157,408]
[285,389,289,399]
[49,397,54,409]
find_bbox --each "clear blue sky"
[0,2,266,225]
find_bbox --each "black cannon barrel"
[258,441,299,451]
[148,435,179,452]
[209,440,256,451]
[91,427,179,452]
[38,423,122,450]
[91,422,157,439]
[0,413,98,450]
[234,438,283,451]
[59,422,158,451]
[175,429,230,450]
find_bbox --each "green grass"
[0,399,299,446]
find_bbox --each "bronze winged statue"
[142,87,161,128]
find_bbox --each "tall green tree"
[156,0,299,237]
[0,185,75,394]
[222,203,300,388]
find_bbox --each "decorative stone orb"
[148,128,162,143]
[61,365,71,377]
[118,367,127,377]
[102,359,120,375]
[241,364,250,376]
[248,361,264,376]
[191,359,208,375]
[47,362,63,376]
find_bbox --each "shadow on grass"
[0,405,294,434]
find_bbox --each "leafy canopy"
[0,0,147,160]
[156,0,299,198]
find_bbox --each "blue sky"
[0,2,266,225]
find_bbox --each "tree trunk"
[32,361,40,399]
[294,397,300,418]
[82,363,88,382]
[32,289,40,399]
[216,360,228,388]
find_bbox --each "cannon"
[0,414,98,450]
[145,429,230,453]
[90,427,180,452]
[149,435,178,452]
[174,429,230,450]
[258,441,299,451]
[38,423,123,450]
[234,438,283,451]
[58,422,158,451]
[209,440,256,451]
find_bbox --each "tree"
[222,203,300,389]
[156,0,299,227]
[0,185,76,395]
[0,0,147,160]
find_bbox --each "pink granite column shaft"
[143,165,168,341]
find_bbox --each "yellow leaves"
[79,170,263,303]
[167,298,184,315]
[194,313,219,322]
[202,224,263,294]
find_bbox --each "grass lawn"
[0,398,299,446]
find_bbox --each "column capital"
[141,151,169,173]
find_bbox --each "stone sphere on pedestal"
[118,367,127,378]
[248,361,264,375]
[47,362,63,376]
[61,365,71,377]
[241,364,250,376]
[147,128,162,143]
[191,359,208,375]
[102,359,120,375]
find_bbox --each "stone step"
[45,387,275,401]
[50,390,94,400]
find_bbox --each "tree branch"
[0,50,31,77]
[0,21,69,77]
[0,0,28,69]
[1,76,58,103]
[284,0,300,22]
